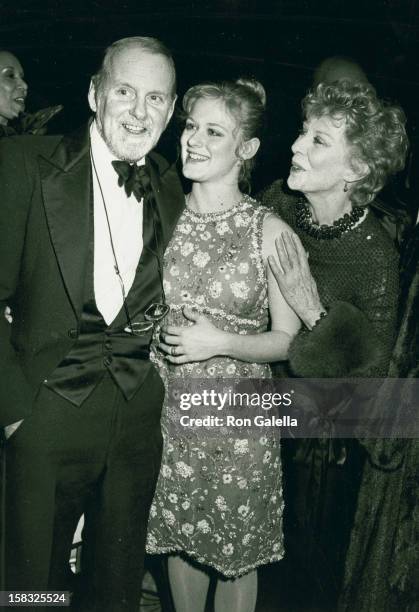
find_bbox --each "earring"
[343,181,349,193]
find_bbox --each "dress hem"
[145,545,284,578]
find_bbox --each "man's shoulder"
[148,150,177,177]
[0,133,63,159]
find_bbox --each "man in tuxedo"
[0,36,184,610]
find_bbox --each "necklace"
[295,198,366,240]
[185,192,245,214]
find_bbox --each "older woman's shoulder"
[257,178,296,202]
[246,189,296,238]
[353,208,400,296]
[364,206,400,260]
[256,179,298,223]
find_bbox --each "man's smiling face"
[89,45,176,162]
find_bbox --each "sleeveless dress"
[146,196,285,577]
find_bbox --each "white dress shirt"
[90,121,144,324]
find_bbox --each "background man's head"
[88,37,176,162]
[313,56,369,88]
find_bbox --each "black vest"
[45,185,163,406]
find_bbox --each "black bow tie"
[112,160,151,202]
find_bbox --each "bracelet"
[299,310,328,334]
[298,308,328,335]
[309,310,328,331]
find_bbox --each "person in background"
[263,80,408,609]
[0,49,62,137]
[313,55,368,87]
[146,78,300,612]
[0,50,27,134]
[339,214,419,612]
[0,51,61,325]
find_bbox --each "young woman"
[146,79,300,612]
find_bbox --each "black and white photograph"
[0,1,418,611]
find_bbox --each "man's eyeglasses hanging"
[124,302,170,336]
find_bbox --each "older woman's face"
[288,115,354,200]
[0,52,28,125]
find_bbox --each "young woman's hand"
[158,307,227,363]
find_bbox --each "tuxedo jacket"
[0,124,184,427]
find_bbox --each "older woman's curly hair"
[303,81,409,207]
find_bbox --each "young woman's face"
[181,97,242,185]
[288,114,354,200]
[0,52,27,125]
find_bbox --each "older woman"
[146,78,300,612]
[264,81,408,607]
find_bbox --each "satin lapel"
[123,156,184,315]
[39,125,91,316]
[147,154,185,253]
[142,157,162,257]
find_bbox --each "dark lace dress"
[146,196,285,577]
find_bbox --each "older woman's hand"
[158,307,226,364]
[268,231,326,329]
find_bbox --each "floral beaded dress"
[146,195,285,577]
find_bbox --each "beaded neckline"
[295,198,366,240]
[184,193,255,221]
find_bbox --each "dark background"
[2,0,419,194]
